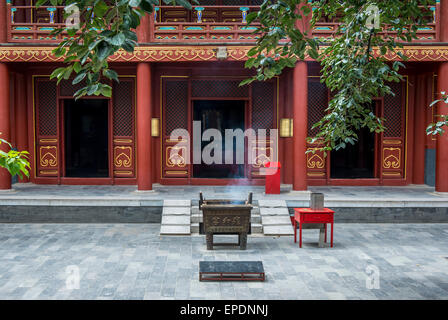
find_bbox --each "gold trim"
[382,172,401,176]
[383,147,401,169]
[307,172,325,177]
[39,146,58,167]
[307,149,325,169]
[114,146,132,168]
[114,139,132,143]
[383,140,402,145]
[39,138,57,143]
[114,171,133,175]
[4,46,448,63]
[39,170,58,175]
[165,171,188,175]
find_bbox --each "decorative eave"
[0,45,448,63]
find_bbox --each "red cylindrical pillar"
[0,63,11,189]
[136,13,150,43]
[435,62,448,192]
[137,63,153,190]
[412,73,427,184]
[0,1,7,43]
[440,0,448,42]
[292,61,308,191]
[14,73,29,182]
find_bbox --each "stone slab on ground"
[259,207,289,216]
[258,200,287,208]
[1,223,448,299]
[161,215,190,225]
[160,225,190,235]
[261,225,294,236]
[260,215,292,226]
[162,207,190,215]
[163,200,191,207]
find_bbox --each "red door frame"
[59,96,114,185]
[158,72,277,186]
[326,98,383,186]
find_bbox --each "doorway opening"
[64,99,109,178]
[330,103,378,179]
[193,100,245,179]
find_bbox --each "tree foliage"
[43,0,436,150]
[427,92,448,136]
[38,0,195,99]
[0,136,30,179]
[244,0,435,151]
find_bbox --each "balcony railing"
[7,4,68,42]
[151,5,261,42]
[312,5,439,42]
[5,2,440,44]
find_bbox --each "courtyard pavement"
[1,183,448,207]
[0,223,447,300]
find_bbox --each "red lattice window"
[252,81,275,132]
[384,81,403,137]
[191,80,248,98]
[165,80,188,136]
[307,80,328,137]
[36,80,58,136]
[113,80,134,137]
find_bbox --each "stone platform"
[0,183,447,226]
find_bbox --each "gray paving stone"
[259,207,289,216]
[261,215,292,226]
[258,200,287,208]
[161,215,190,225]
[163,200,191,207]
[162,207,190,215]
[0,223,447,300]
[160,225,190,235]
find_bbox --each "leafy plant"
[243,0,434,152]
[0,136,30,179]
[427,92,448,136]
[37,0,196,99]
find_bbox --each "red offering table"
[294,208,335,248]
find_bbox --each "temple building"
[1,0,448,192]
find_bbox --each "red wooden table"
[294,208,335,248]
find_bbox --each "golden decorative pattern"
[383,140,402,145]
[39,146,57,167]
[39,138,57,143]
[1,46,448,63]
[383,147,401,169]
[166,146,187,167]
[306,148,325,169]
[165,171,188,175]
[114,146,132,168]
[251,147,272,168]
[113,139,132,143]
[307,172,325,177]
[39,170,58,175]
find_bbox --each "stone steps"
[258,200,294,236]
[159,200,191,235]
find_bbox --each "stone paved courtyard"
[0,223,447,300]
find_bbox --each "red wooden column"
[435,0,448,192]
[137,63,153,191]
[14,73,29,182]
[0,1,7,43]
[0,63,11,189]
[292,61,308,191]
[435,63,448,192]
[136,13,150,43]
[412,73,427,184]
